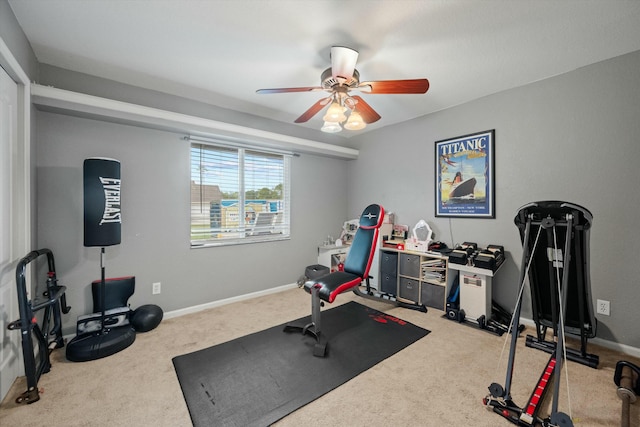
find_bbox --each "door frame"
[0,36,32,402]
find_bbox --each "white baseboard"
[62,283,299,341]
[163,283,299,320]
[163,286,640,359]
[519,317,640,359]
[590,336,640,359]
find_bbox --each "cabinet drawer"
[380,274,397,295]
[421,282,446,310]
[399,277,420,303]
[399,254,420,277]
[380,251,398,275]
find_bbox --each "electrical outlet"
[152,282,161,295]
[596,299,610,316]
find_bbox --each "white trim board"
[0,35,32,403]
[61,283,300,343]
[518,317,640,360]
[30,84,359,160]
[163,283,299,319]
[164,284,640,360]
[59,283,640,361]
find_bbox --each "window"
[190,141,291,247]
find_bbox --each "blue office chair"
[284,204,384,357]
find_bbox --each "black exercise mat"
[172,301,430,427]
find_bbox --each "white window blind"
[190,141,291,247]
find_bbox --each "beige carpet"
[1,288,638,426]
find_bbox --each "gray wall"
[36,112,348,334]
[5,0,639,349]
[34,49,640,349]
[347,50,640,348]
[0,0,38,79]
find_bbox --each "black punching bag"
[84,158,121,247]
[68,157,135,363]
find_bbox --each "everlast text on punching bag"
[67,157,137,363]
[84,158,121,247]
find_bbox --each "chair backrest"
[248,211,279,236]
[343,204,385,278]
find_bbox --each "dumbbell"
[614,360,640,427]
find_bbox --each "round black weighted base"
[549,411,573,427]
[489,382,505,398]
[66,326,136,362]
[131,304,163,332]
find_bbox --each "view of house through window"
[190,142,291,246]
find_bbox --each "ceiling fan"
[256,46,429,132]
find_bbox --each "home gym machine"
[518,201,598,368]
[7,248,71,404]
[519,201,598,369]
[484,201,599,426]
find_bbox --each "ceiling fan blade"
[294,97,332,123]
[358,79,429,94]
[331,46,358,81]
[256,86,323,94]
[351,96,381,124]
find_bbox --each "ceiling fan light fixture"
[256,45,428,129]
[322,101,347,123]
[343,110,366,130]
[321,121,342,133]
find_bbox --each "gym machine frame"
[7,248,70,404]
[485,201,597,426]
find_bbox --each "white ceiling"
[8,0,640,139]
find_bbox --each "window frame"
[189,139,291,248]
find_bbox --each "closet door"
[0,64,20,400]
